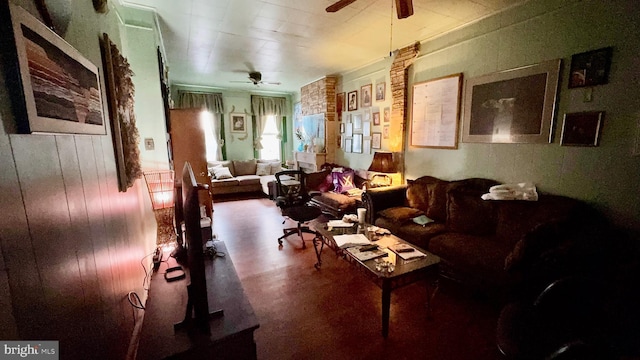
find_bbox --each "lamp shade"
[143,170,175,210]
[368,151,396,173]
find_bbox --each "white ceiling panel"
[122,0,527,92]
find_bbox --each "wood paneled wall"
[0,132,155,359]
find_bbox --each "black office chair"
[275,170,322,248]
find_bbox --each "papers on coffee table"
[333,234,370,248]
[327,220,356,228]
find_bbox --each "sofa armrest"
[361,185,407,224]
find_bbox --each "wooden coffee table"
[310,220,440,338]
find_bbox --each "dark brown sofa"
[362,176,607,297]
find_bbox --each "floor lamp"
[143,170,176,246]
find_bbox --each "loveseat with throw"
[207,159,283,196]
[362,175,609,298]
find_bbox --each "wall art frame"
[375,82,385,101]
[347,90,358,111]
[352,134,363,153]
[2,1,106,135]
[230,113,246,133]
[568,47,612,89]
[372,132,382,149]
[411,73,462,149]
[560,111,604,147]
[101,33,142,192]
[462,59,561,144]
[361,84,372,107]
[373,111,381,126]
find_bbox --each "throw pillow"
[306,169,331,191]
[233,159,257,176]
[378,207,424,223]
[212,167,233,180]
[332,169,356,193]
[207,163,222,176]
[269,161,282,175]
[256,163,270,176]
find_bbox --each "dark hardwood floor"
[211,197,503,360]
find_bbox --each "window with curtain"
[251,95,286,161]
[259,115,281,161]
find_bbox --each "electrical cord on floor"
[141,250,156,291]
[127,291,145,310]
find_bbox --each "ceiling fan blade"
[326,0,357,13]
[395,0,413,19]
[261,81,281,85]
[230,80,252,83]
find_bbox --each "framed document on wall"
[410,73,463,149]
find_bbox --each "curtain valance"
[177,91,224,114]
[251,96,286,117]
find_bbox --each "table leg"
[381,280,391,338]
[424,278,439,320]
[313,233,325,270]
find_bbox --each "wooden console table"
[136,241,259,359]
[294,151,326,172]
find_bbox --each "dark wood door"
[170,108,212,217]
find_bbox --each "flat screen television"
[174,161,222,333]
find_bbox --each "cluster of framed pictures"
[339,107,390,153]
[341,81,386,112]
[337,81,388,153]
[407,46,612,148]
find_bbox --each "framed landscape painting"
[462,59,561,144]
[3,2,105,134]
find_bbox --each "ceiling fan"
[326,0,414,19]
[231,71,281,86]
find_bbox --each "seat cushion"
[395,222,447,250]
[429,233,510,276]
[235,174,261,186]
[210,178,239,188]
[313,191,357,211]
[378,206,423,223]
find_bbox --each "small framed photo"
[353,134,363,153]
[376,82,385,101]
[363,138,371,154]
[345,122,353,137]
[348,90,358,111]
[569,47,612,88]
[383,125,390,139]
[344,137,353,153]
[560,111,604,147]
[361,84,372,107]
[373,111,381,126]
[353,113,363,132]
[231,113,246,133]
[372,132,382,149]
[384,107,390,122]
[363,121,371,136]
